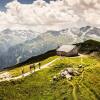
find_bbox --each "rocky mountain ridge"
[0,26,100,68]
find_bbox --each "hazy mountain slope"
[0,29,38,53]
[0,26,100,68]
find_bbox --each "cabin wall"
[70,47,79,56]
[57,51,67,56]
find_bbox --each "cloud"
[83,9,100,25]
[0,0,100,32]
[64,0,80,6]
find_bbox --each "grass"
[0,55,100,100]
[5,56,58,77]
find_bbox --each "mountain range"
[0,26,100,68]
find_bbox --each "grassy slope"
[0,56,100,100]
[7,56,58,77]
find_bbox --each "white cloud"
[84,9,100,26]
[0,0,100,32]
[65,0,80,6]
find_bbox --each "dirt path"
[67,80,78,100]
[0,58,59,82]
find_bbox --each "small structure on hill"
[56,45,79,57]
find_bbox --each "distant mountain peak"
[0,26,100,68]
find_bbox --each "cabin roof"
[57,45,76,53]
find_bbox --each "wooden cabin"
[56,45,78,57]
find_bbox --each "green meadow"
[0,55,100,100]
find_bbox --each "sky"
[0,0,50,11]
[0,0,48,11]
[0,0,100,32]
